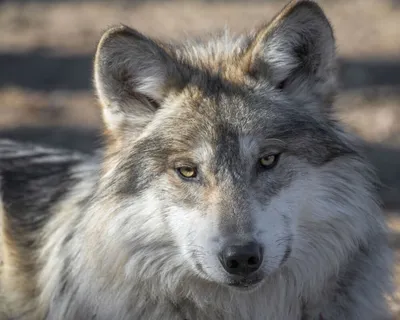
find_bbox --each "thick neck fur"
[35,147,391,320]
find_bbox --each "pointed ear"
[245,0,337,108]
[94,25,183,136]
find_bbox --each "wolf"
[0,0,394,319]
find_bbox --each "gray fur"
[0,1,393,319]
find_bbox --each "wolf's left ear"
[245,0,337,108]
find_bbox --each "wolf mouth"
[227,277,264,290]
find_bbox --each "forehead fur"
[167,31,252,85]
[131,85,353,168]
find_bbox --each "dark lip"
[227,277,264,290]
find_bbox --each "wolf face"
[93,1,375,290]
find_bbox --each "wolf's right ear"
[94,25,183,136]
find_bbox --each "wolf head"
[92,0,380,291]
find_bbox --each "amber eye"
[259,154,279,169]
[177,166,197,179]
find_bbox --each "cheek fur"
[253,208,288,269]
[251,174,313,269]
[163,205,227,278]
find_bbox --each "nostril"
[227,259,239,269]
[248,256,259,266]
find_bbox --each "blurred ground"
[0,0,400,317]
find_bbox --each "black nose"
[219,242,263,276]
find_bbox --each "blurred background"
[0,0,400,316]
